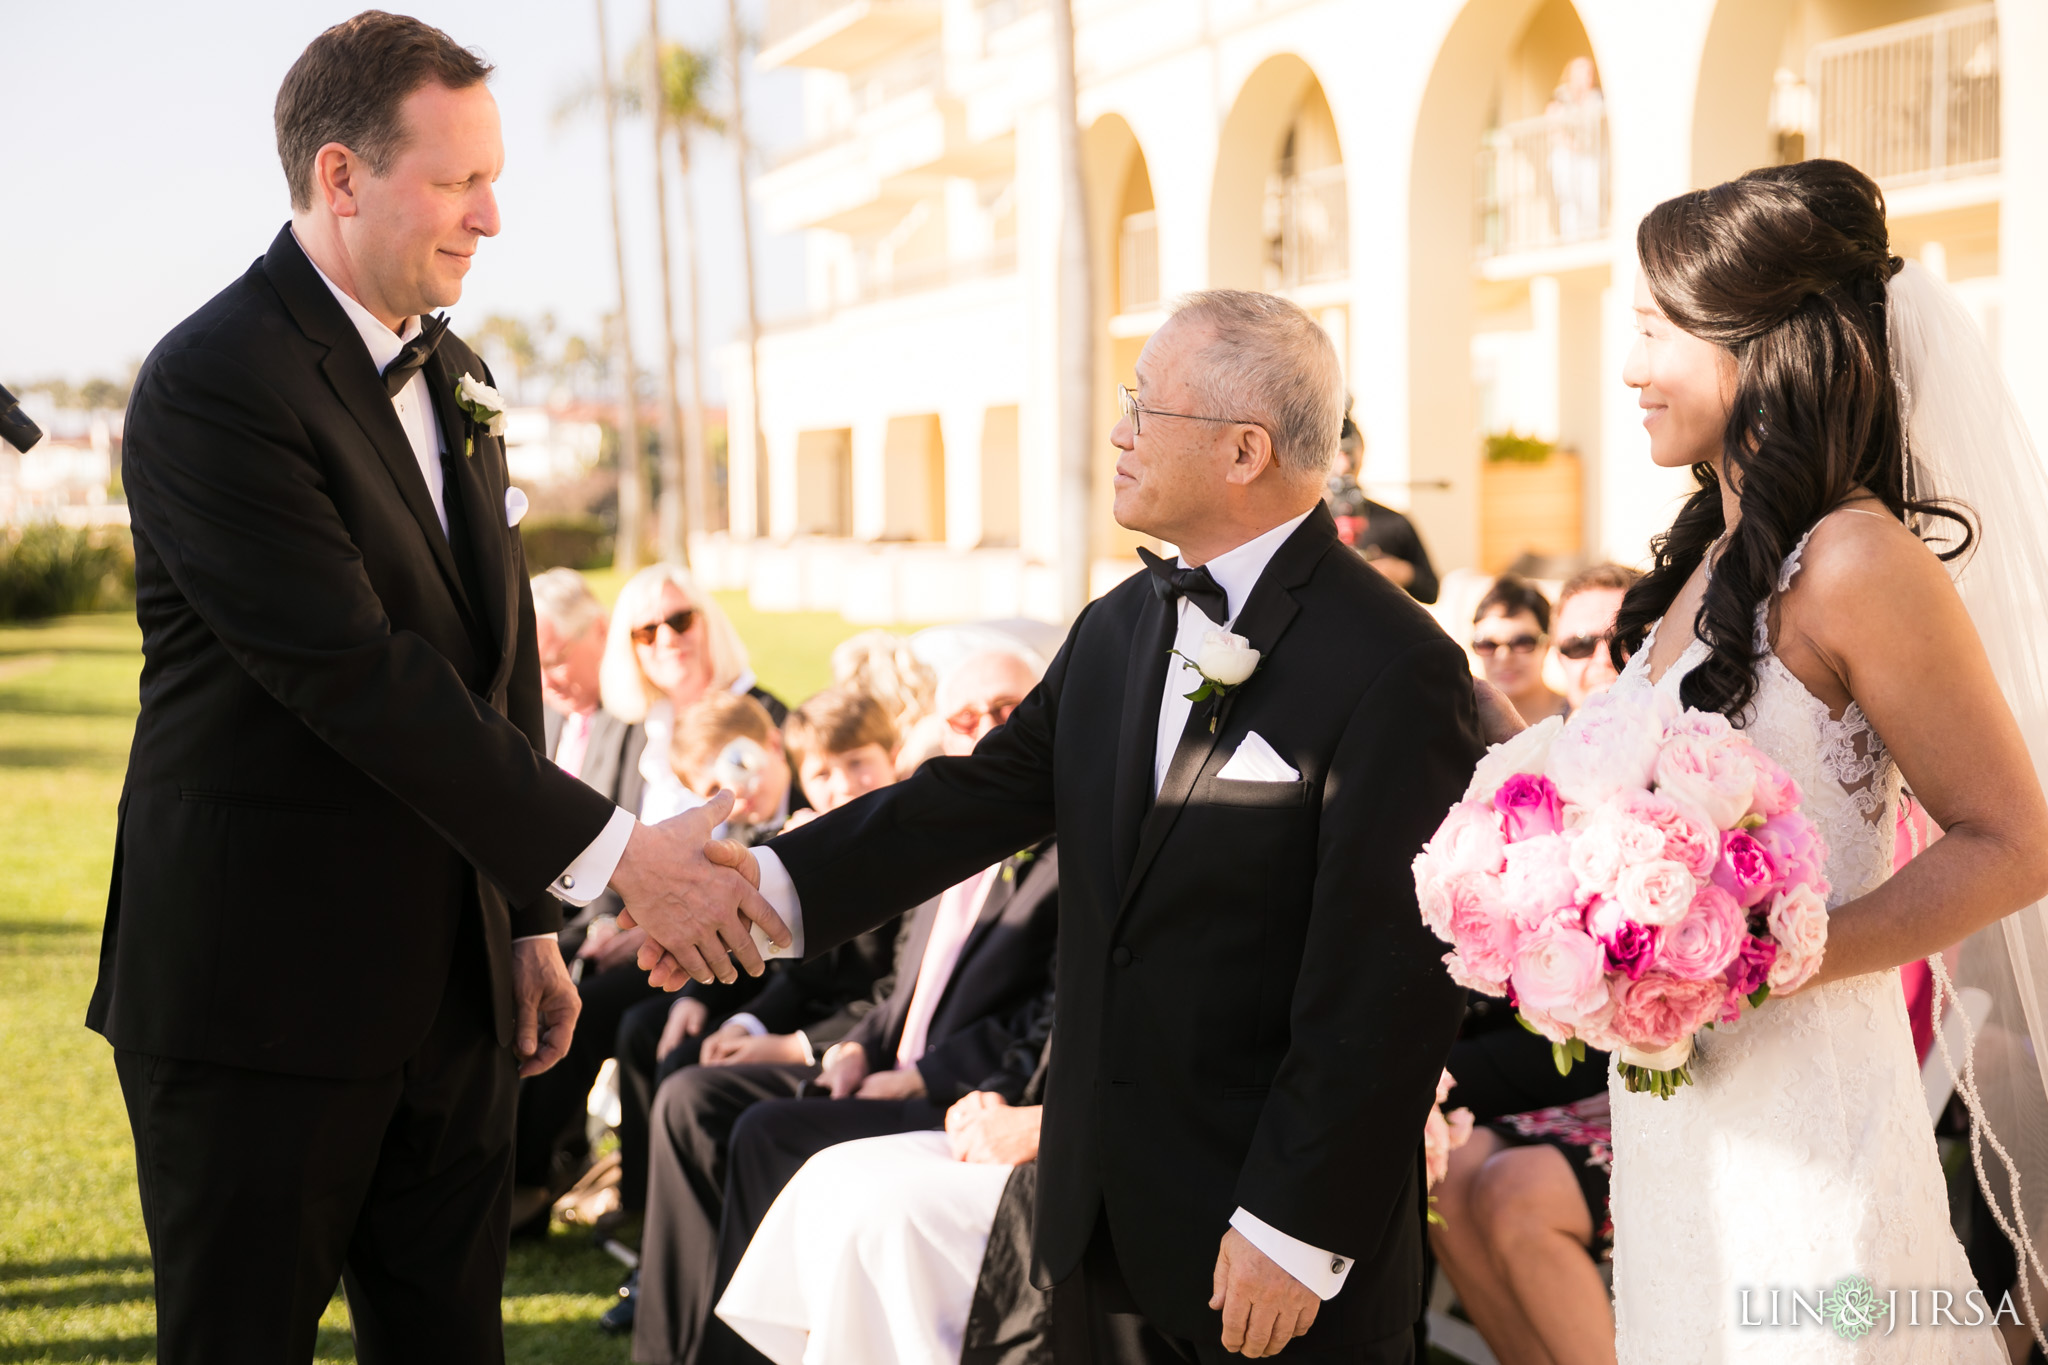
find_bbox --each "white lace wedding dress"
[1606,533,2005,1362]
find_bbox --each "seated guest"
[599,562,790,824]
[716,983,1057,1365]
[603,688,908,1274]
[830,629,937,778]
[1548,563,1638,711]
[512,568,662,1231]
[669,692,803,844]
[1472,574,1567,724]
[623,651,1058,1363]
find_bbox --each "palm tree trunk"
[676,141,711,543]
[726,0,769,539]
[1052,0,1094,620]
[646,0,688,565]
[596,0,646,574]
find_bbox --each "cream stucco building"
[696,0,2048,624]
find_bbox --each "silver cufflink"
[1330,1256,1345,1274]
[560,874,576,890]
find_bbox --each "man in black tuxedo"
[88,16,777,1364]
[647,291,1480,1361]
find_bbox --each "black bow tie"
[382,313,452,397]
[1137,546,1229,625]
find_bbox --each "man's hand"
[945,1092,1043,1165]
[656,996,709,1061]
[610,792,789,989]
[855,1066,926,1101]
[819,1041,870,1098]
[1472,677,1529,747]
[701,1026,809,1067]
[1210,1227,1319,1358]
[512,937,581,1079]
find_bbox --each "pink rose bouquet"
[1415,692,1832,1099]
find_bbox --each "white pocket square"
[504,486,529,528]
[1215,730,1299,782]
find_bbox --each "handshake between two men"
[611,788,792,989]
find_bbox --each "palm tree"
[644,0,689,565]
[590,0,646,572]
[725,0,769,539]
[652,39,724,549]
[1052,0,1095,620]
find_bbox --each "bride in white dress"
[1502,159,2048,1364]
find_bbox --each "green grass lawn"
[0,601,895,1363]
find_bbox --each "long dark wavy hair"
[1609,159,1973,722]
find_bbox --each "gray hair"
[1169,290,1346,479]
[530,567,606,641]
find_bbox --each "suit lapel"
[428,347,516,694]
[1110,589,1176,899]
[263,226,474,616]
[580,710,627,799]
[953,851,1024,975]
[1116,508,1334,916]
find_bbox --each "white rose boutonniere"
[454,373,507,457]
[1173,628,1262,731]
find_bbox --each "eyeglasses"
[1556,632,1613,662]
[1117,384,1261,438]
[629,607,697,646]
[1471,634,1544,657]
[946,698,1020,736]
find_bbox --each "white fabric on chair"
[716,1130,1013,1365]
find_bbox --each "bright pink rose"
[1745,746,1803,819]
[1654,733,1759,829]
[1653,884,1746,980]
[1609,973,1727,1051]
[1613,858,1698,927]
[1548,691,1667,807]
[1446,877,1516,983]
[1600,916,1659,981]
[1510,921,1605,1013]
[1726,933,1778,996]
[1752,813,1830,899]
[1710,830,1781,908]
[1495,773,1566,841]
[1716,985,1747,1025]
[1426,801,1507,878]
[1765,883,1829,992]
[1614,789,1720,878]
[1500,835,1582,930]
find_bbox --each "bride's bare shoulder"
[1780,498,1959,632]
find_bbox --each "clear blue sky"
[0,0,806,399]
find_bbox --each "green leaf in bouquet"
[1551,1041,1573,1076]
[1747,983,1772,1009]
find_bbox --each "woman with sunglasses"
[598,563,792,825]
[1470,575,1566,725]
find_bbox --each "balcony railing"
[765,241,1020,332]
[1268,163,1349,288]
[1475,108,1609,260]
[762,0,942,68]
[1809,4,1998,186]
[1119,211,1160,313]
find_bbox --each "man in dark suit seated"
[512,567,660,1229]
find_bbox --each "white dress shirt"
[297,233,635,915]
[753,509,1350,1298]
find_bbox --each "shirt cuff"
[725,1013,768,1037]
[552,806,636,906]
[750,846,805,959]
[513,934,556,943]
[1229,1207,1353,1300]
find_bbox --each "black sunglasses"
[1471,634,1543,657]
[630,608,697,646]
[1556,632,1612,661]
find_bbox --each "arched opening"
[1695,0,2003,341]
[1084,114,1160,570]
[1410,0,1608,575]
[1211,56,1348,294]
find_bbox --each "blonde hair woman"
[598,563,788,823]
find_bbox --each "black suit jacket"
[767,504,1479,1344]
[843,841,1058,1106]
[88,224,616,1079]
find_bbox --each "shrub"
[0,524,135,620]
[520,516,614,572]
[1484,430,1556,464]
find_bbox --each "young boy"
[782,686,901,820]
[667,692,796,845]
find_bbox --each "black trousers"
[614,994,715,1213]
[513,957,662,1188]
[114,928,515,1365]
[1052,1211,1415,1365]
